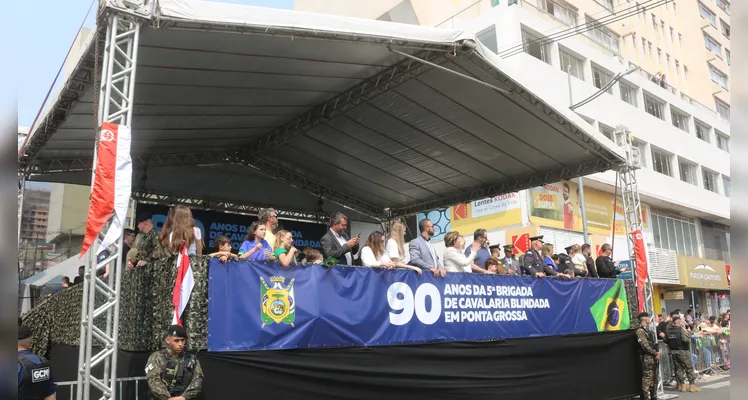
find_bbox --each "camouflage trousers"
[672,350,698,384]
[640,355,657,400]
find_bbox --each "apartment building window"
[477,26,498,53]
[723,177,730,198]
[632,33,637,49]
[648,41,652,56]
[651,147,673,177]
[675,60,680,76]
[651,14,657,30]
[651,212,699,257]
[678,33,682,46]
[643,93,665,120]
[632,137,648,168]
[720,20,730,39]
[678,158,698,186]
[703,33,722,58]
[657,48,662,64]
[599,124,614,140]
[538,0,578,26]
[660,20,665,36]
[559,48,584,80]
[670,108,689,132]
[595,0,613,11]
[666,53,671,68]
[716,0,730,15]
[698,2,717,26]
[725,49,730,66]
[715,99,730,120]
[619,81,638,106]
[702,169,719,193]
[522,28,550,64]
[684,65,689,80]
[586,16,620,53]
[715,131,729,152]
[592,65,613,93]
[669,27,674,42]
[641,38,648,54]
[695,121,711,143]
[636,2,644,19]
[709,65,728,89]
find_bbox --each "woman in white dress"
[362,231,422,274]
[442,231,481,273]
[167,205,203,256]
[570,244,587,276]
[386,220,408,264]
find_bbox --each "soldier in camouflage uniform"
[145,325,203,400]
[129,213,167,269]
[666,317,701,393]
[636,312,660,400]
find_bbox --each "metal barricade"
[56,377,147,400]
[657,342,676,386]
[690,332,729,375]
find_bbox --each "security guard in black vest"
[522,236,556,277]
[666,317,701,393]
[18,326,57,400]
[145,325,203,400]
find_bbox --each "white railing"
[56,377,147,400]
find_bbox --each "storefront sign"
[676,256,729,290]
[663,291,684,300]
[451,193,522,233]
[504,226,539,256]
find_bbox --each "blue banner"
[207,260,631,352]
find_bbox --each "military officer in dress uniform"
[18,326,57,400]
[500,244,521,275]
[146,325,203,400]
[522,236,557,277]
[636,312,660,400]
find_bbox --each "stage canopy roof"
[19,0,625,221]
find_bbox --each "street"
[662,373,730,400]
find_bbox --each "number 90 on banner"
[387,282,441,325]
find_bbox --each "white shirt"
[169,227,202,256]
[572,253,587,267]
[361,246,392,267]
[443,247,477,273]
[331,229,352,265]
[386,238,408,263]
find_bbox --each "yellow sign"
[528,181,649,236]
[662,291,685,300]
[503,225,539,256]
[676,256,729,290]
[450,193,522,234]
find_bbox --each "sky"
[18,0,294,129]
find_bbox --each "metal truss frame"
[234,49,453,162]
[30,151,233,174]
[76,11,141,400]
[613,126,671,399]
[389,158,613,218]
[131,190,331,223]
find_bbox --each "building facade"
[295,0,730,317]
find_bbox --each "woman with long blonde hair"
[386,219,408,264]
[363,231,422,275]
[158,206,175,249]
[273,230,298,267]
[168,205,203,255]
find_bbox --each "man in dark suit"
[320,212,360,266]
[595,243,627,278]
[522,236,555,277]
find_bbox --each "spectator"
[320,212,360,266]
[168,205,203,256]
[273,230,299,267]
[209,235,238,263]
[547,243,573,278]
[651,72,662,85]
[595,243,627,278]
[522,236,552,277]
[557,245,574,275]
[570,244,588,277]
[158,207,176,249]
[386,219,408,264]
[541,243,558,272]
[361,231,396,269]
[49,277,71,297]
[685,309,694,329]
[258,208,279,252]
[485,257,504,274]
[300,248,324,265]
[238,222,274,260]
[409,219,445,277]
[660,74,667,89]
[73,266,84,285]
[443,232,479,273]
[500,244,521,275]
[122,228,136,264]
[129,213,164,270]
[464,229,491,269]
[581,244,598,277]
[489,244,501,259]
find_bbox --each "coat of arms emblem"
[261,276,295,327]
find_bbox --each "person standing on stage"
[464,229,491,270]
[258,208,279,253]
[595,243,628,278]
[500,244,521,275]
[522,236,555,277]
[409,219,445,277]
[146,325,203,400]
[636,312,660,400]
[320,212,360,266]
[18,326,56,400]
[581,244,599,278]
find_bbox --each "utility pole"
[68,229,73,258]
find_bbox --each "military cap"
[529,235,544,243]
[564,245,573,253]
[503,244,515,251]
[637,312,651,319]
[18,326,33,340]
[135,212,152,224]
[166,324,187,338]
[489,244,501,251]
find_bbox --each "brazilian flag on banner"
[590,280,630,331]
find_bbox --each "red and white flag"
[80,123,132,257]
[172,244,195,326]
